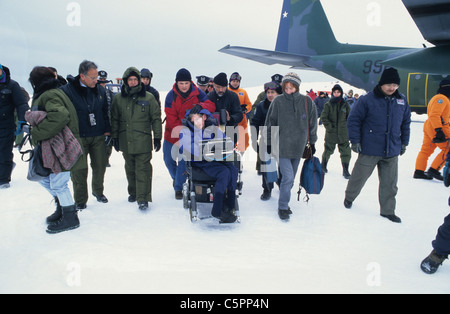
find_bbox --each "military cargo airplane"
[219,0,450,114]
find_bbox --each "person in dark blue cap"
[196,75,210,93]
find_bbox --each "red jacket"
[164,83,215,144]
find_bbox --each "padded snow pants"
[322,140,352,164]
[123,152,153,203]
[415,131,449,171]
[432,213,450,256]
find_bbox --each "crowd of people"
[0,61,449,274]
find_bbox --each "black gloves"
[351,143,362,153]
[400,144,407,156]
[153,139,161,152]
[433,128,447,143]
[189,104,203,115]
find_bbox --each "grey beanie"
[282,72,301,88]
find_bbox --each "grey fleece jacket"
[263,92,318,159]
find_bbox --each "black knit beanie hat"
[214,72,228,87]
[176,68,192,82]
[379,67,400,86]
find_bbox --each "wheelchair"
[182,136,243,223]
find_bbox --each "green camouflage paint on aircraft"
[220,0,450,114]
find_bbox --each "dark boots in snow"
[427,167,444,181]
[260,190,272,201]
[321,159,328,174]
[421,250,448,274]
[46,205,80,234]
[413,170,433,180]
[278,208,292,221]
[342,163,351,179]
[46,197,63,225]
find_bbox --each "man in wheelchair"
[180,107,239,223]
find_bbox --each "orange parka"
[415,93,450,171]
[229,87,252,152]
[424,94,450,138]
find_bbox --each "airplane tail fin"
[275,0,341,56]
[275,0,398,56]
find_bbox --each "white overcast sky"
[1,0,427,93]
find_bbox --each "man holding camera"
[61,60,111,209]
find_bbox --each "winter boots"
[421,250,448,274]
[414,168,443,181]
[342,163,351,179]
[212,207,238,224]
[46,197,63,225]
[380,214,402,223]
[278,208,292,221]
[413,170,433,180]
[427,167,444,181]
[321,159,328,174]
[46,204,80,234]
[343,199,353,209]
[138,202,149,211]
[260,190,271,201]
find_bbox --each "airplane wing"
[402,0,450,46]
[218,45,318,70]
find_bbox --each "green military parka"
[111,67,162,155]
[31,87,86,172]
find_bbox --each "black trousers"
[0,129,15,184]
[433,213,450,256]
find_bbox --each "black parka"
[0,66,29,130]
[60,75,111,138]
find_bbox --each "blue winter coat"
[347,86,411,158]
[179,109,228,162]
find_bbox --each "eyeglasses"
[82,74,98,81]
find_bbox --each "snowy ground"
[0,86,449,294]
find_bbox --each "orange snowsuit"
[229,87,252,152]
[415,94,450,171]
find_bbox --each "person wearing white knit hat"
[263,72,318,220]
[281,72,302,90]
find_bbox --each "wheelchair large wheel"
[182,183,189,209]
[189,196,198,222]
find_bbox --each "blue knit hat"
[0,64,4,80]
